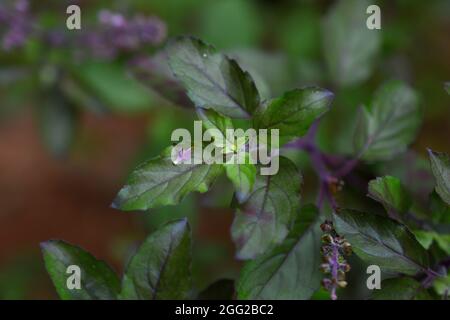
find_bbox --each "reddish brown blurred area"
[0,110,239,298]
[0,111,149,297]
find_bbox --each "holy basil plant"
[42,36,450,300]
[42,219,192,300]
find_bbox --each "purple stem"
[420,257,450,289]
[287,120,341,211]
[334,158,359,178]
[330,242,340,300]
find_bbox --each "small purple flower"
[0,0,32,51]
[99,10,127,28]
[0,3,167,58]
[89,10,166,57]
[173,147,192,165]
[320,220,352,300]
[15,0,29,12]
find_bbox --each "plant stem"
[420,257,450,289]
[286,121,341,212]
[330,242,340,300]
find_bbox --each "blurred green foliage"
[0,0,449,300]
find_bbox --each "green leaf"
[60,77,108,114]
[368,176,412,217]
[428,149,450,206]
[414,230,435,250]
[196,107,234,147]
[370,277,432,300]
[433,272,450,296]
[414,231,450,255]
[38,88,77,157]
[254,87,334,144]
[72,61,153,113]
[333,210,429,275]
[128,52,194,108]
[429,191,450,224]
[237,205,321,299]
[120,219,192,299]
[112,147,223,211]
[225,161,257,203]
[197,279,235,300]
[322,0,380,87]
[167,36,260,119]
[434,234,450,256]
[231,157,302,260]
[227,49,293,100]
[354,81,421,161]
[41,240,120,300]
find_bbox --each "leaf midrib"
[125,162,206,204]
[340,216,426,273]
[254,219,318,298]
[177,56,251,118]
[151,232,174,300]
[261,94,329,130]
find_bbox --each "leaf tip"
[170,217,190,235]
[110,192,126,210]
[179,217,189,228]
[40,241,51,252]
[40,240,61,256]
[110,198,121,210]
[322,88,335,100]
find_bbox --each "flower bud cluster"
[0,0,32,51]
[0,2,166,58]
[320,219,352,300]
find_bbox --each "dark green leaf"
[225,161,257,203]
[354,81,421,161]
[429,191,450,224]
[41,240,120,300]
[128,52,194,108]
[196,107,234,146]
[167,36,260,119]
[431,233,450,255]
[370,277,432,300]
[428,149,450,205]
[368,176,412,217]
[112,147,223,211]
[38,89,77,157]
[322,0,380,87]
[237,205,321,299]
[120,219,192,299]
[413,230,435,250]
[72,61,153,113]
[61,76,108,114]
[433,272,450,296]
[228,49,293,100]
[197,279,235,300]
[333,210,429,275]
[231,157,302,260]
[414,231,450,255]
[254,87,333,144]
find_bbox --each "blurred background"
[0,0,449,299]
